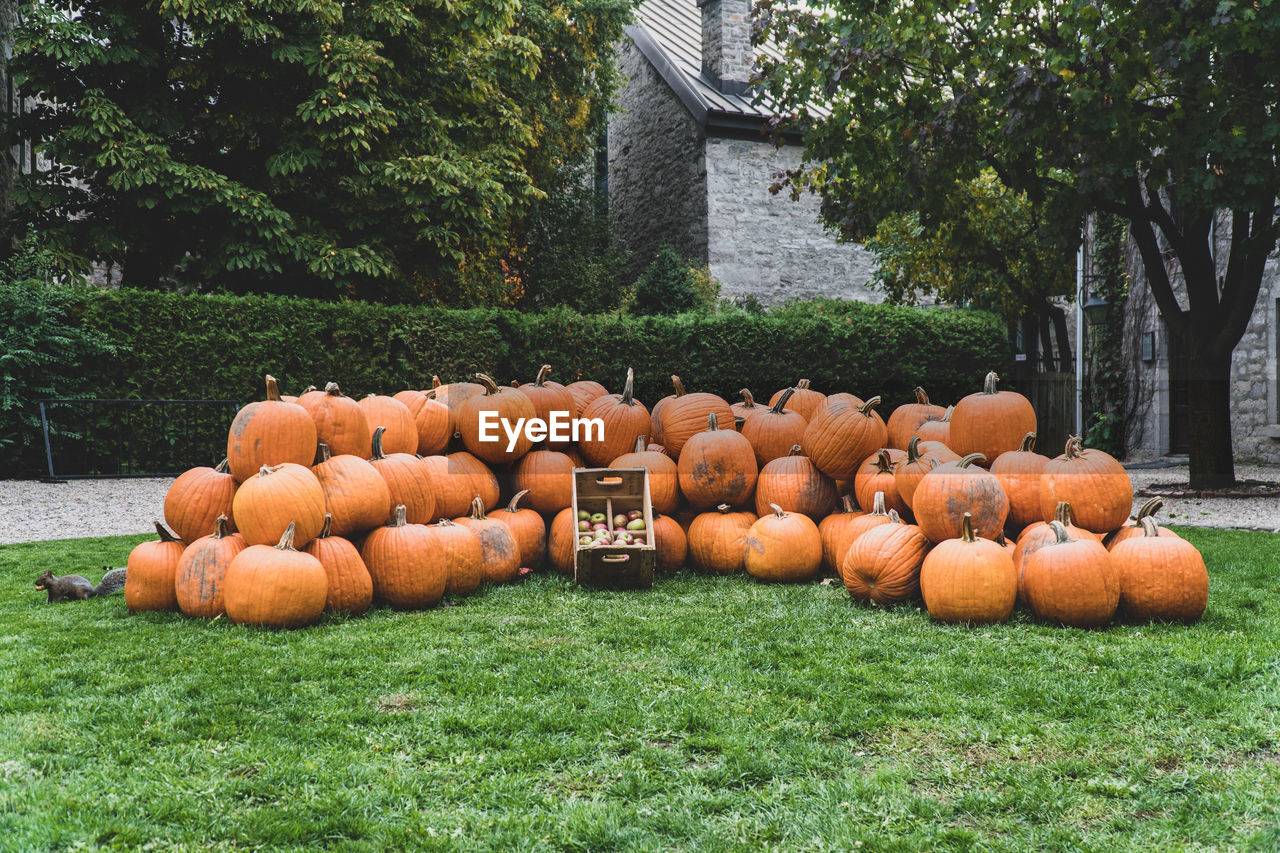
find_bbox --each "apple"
[590,512,607,524]
[592,522,608,531]
[627,510,642,521]
[578,520,591,532]
[613,514,628,527]
[578,510,590,521]
[626,518,647,531]
[578,535,593,545]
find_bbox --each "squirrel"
[34,568,128,603]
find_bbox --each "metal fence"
[39,399,239,481]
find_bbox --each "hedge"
[4,283,1011,475]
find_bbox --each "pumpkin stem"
[469,496,486,519]
[941,405,954,423]
[1053,501,1078,528]
[371,426,387,461]
[621,367,636,404]
[870,491,887,516]
[841,495,857,513]
[1139,516,1162,538]
[432,375,442,389]
[154,520,180,542]
[982,371,1000,395]
[960,512,976,543]
[435,518,456,527]
[858,395,881,415]
[633,435,647,453]
[769,503,786,518]
[388,505,407,527]
[300,385,316,394]
[475,373,501,395]
[906,436,922,463]
[273,521,298,550]
[797,379,811,390]
[535,364,552,387]
[325,381,343,397]
[213,515,230,539]
[318,513,333,538]
[957,452,986,468]
[257,464,281,478]
[771,387,796,414]
[315,441,332,464]
[887,509,902,524]
[875,449,893,473]
[1018,432,1037,452]
[1048,520,1072,544]
[671,375,686,397]
[716,503,732,513]
[215,458,230,474]
[740,388,755,407]
[510,380,520,388]
[1063,435,1085,459]
[425,389,437,399]
[264,375,281,402]
[788,444,803,456]
[1136,497,1164,519]
[707,412,720,431]
[507,490,530,512]
[914,387,930,405]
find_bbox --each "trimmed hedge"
[7,283,1011,474]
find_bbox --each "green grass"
[1,528,1278,852]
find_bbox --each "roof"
[627,0,811,138]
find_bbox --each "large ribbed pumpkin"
[990,432,1049,534]
[654,376,735,458]
[853,448,908,519]
[893,437,939,512]
[297,382,372,459]
[432,518,484,597]
[949,372,1036,465]
[358,394,417,456]
[454,497,521,584]
[548,507,579,575]
[912,406,953,447]
[841,510,930,605]
[741,387,808,467]
[677,413,757,509]
[754,445,836,520]
[164,458,237,545]
[369,427,436,524]
[802,396,887,481]
[513,449,577,514]
[431,376,484,424]
[449,450,501,511]
[457,374,538,464]
[1020,521,1119,628]
[125,521,185,612]
[770,379,825,421]
[491,490,547,569]
[652,514,688,573]
[519,365,576,450]
[1105,498,1179,551]
[731,389,764,428]
[847,491,895,542]
[911,453,1009,543]
[1038,435,1133,535]
[1013,501,1102,604]
[227,375,318,482]
[1111,517,1208,623]
[578,368,651,467]
[610,435,680,515]
[819,495,865,574]
[744,504,822,583]
[303,514,373,614]
[311,443,392,536]
[566,379,610,417]
[920,513,1017,624]
[175,515,246,618]
[223,522,329,628]
[360,506,447,608]
[886,387,947,450]
[688,504,757,574]
[402,391,452,456]
[231,462,326,548]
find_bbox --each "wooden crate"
[571,467,655,589]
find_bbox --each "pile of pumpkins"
[126,368,1208,630]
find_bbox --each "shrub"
[630,247,701,315]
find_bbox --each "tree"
[867,171,1077,372]
[755,0,1280,488]
[6,0,631,303]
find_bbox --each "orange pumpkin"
[802,396,887,481]
[990,432,1049,535]
[1020,521,1119,628]
[519,365,576,450]
[164,458,237,545]
[125,521,186,612]
[610,435,680,515]
[297,382,372,459]
[917,438,959,462]
[360,505,447,608]
[175,515,246,618]
[227,375,317,482]
[303,514,373,615]
[753,445,836,520]
[1013,501,1102,604]
[731,389,764,428]
[548,507,579,575]
[457,374,538,464]
[912,406,953,447]
[1038,435,1133,535]
[231,462,326,548]
[358,394,417,456]
[677,413,757,509]
[369,426,436,525]
[408,392,452,456]
[654,375,735,457]
[920,513,1017,624]
[687,504,757,574]
[223,522,329,628]
[770,378,825,421]
[886,387,947,450]
[744,503,822,583]
[847,491,895,542]
[513,449,577,514]
[853,448,908,519]
[454,497,521,584]
[741,387,808,467]
[893,437,939,512]
[564,379,608,416]
[652,514,688,573]
[311,442,392,536]
[432,518,484,597]
[430,376,485,423]
[1111,517,1208,623]
[1105,498,1179,551]
[491,490,547,569]
[841,510,930,605]
[578,368,652,467]
[948,372,1036,466]
[819,495,865,575]
[911,453,1009,543]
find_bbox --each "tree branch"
[1125,177,1185,330]
[1215,201,1275,354]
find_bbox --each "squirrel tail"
[92,568,128,598]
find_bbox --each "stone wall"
[698,0,753,85]
[703,137,880,304]
[607,39,709,282]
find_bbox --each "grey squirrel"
[35,568,128,603]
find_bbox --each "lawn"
[1,528,1278,852]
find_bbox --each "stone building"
[607,0,878,304]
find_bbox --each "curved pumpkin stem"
[956,452,986,468]
[315,441,332,465]
[840,494,858,513]
[1140,516,1162,538]
[475,373,501,396]
[620,367,637,405]
[275,521,299,551]
[671,375,686,397]
[469,496,487,519]
[771,387,796,414]
[632,435,647,453]
[153,520,181,542]
[371,426,388,461]
[797,379,811,390]
[1054,501,1080,528]
[982,371,1000,395]
[317,513,333,539]
[1018,432,1037,452]
[739,389,755,408]
[707,412,721,431]
[941,405,954,423]
[858,395,881,415]
[215,458,230,474]
[435,517,457,527]
[1136,497,1164,520]
[914,386,930,405]
[1048,520,1072,544]
[875,449,894,473]
[869,491,888,517]
[1063,435,1085,459]
[325,381,344,397]
[887,509,903,524]
[905,436,922,464]
[960,512,976,543]
[264,375,281,402]
[389,505,407,528]
[432,375,442,389]
[535,364,553,387]
[506,490,530,512]
[788,444,803,456]
[768,503,787,518]
[213,515,230,539]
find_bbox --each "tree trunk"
[1184,330,1237,489]
[1048,304,1073,373]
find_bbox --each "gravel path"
[1,463,1278,545]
